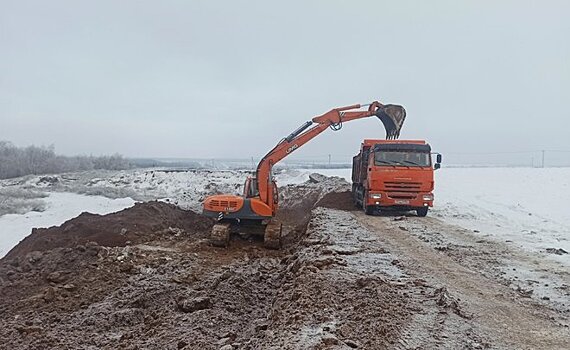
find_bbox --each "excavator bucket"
[376,104,406,140]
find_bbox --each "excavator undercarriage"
[209,220,283,249]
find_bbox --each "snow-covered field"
[0,193,134,257]
[434,168,570,264]
[1,167,569,265]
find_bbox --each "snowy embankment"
[281,167,570,265]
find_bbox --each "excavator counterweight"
[203,100,406,248]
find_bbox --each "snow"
[0,192,134,258]
[276,168,352,185]
[432,167,570,265]
[287,167,570,266]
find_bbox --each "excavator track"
[210,223,231,247]
[264,221,282,249]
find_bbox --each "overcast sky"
[1,0,569,161]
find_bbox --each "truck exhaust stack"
[376,104,406,140]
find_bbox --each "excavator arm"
[254,101,406,209]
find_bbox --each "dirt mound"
[0,243,287,349]
[251,208,411,348]
[315,190,356,211]
[0,243,124,320]
[3,201,214,260]
[277,175,352,246]
[2,177,412,349]
[0,201,412,349]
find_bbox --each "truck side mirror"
[436,154,442,163]
[434,163,441,170]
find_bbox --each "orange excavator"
[202,101,406,248]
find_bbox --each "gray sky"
[1,0,569,161]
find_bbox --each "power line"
[439,150,570,155]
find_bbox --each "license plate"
[395,200,410,205]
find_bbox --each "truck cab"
[352,139,441,216]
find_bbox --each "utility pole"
[251,157,255,170]
[328,154,331,167]
[541,150,545,168]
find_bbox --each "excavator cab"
[243,176,278,212]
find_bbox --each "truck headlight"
[422,194,434,201]
[370,193,382,199]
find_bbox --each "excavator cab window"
[272,181,279,204]
[244,177,259,198]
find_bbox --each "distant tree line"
[0,141,132,179]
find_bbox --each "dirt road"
[357,212,570,349]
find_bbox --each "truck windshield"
[375,151,431,167]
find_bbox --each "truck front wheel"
[364,203,375,215]
[362,191,373,215]
[416,207,429,217]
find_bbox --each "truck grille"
[384,182,421,192]
[388,193,416,199]
[210,200,238,208]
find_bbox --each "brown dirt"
[315,190,356,211]
[3,175,563,349]
[2,182,392,349]
[4,201,215,260]
[256,209,412,349]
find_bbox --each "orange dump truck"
[352,139,441,216]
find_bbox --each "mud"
[3,178,393,349]
[315,191,355,212]
[359,212,570,349]
[4,201,215,260]
[276,175,350,246]
[1,174,567,349]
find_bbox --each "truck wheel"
[364,204,375,215]
[416,207,429,217]
[353,194,361,208]
[354,189,363,208]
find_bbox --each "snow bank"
[276,168,352,185]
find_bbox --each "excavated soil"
[4,201,215,260]
[314,191,355,212]
[0,178,416,349]
[3,175,564,349]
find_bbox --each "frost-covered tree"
[0,141,132,179]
